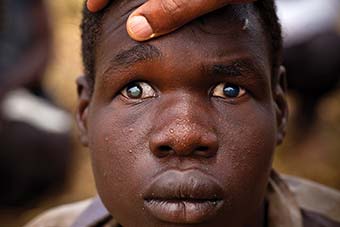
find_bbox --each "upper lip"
[143,169,224,202]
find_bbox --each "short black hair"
[81,0,282,88]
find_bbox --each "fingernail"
[128,16,154,40]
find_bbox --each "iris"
[223,85,240,98]
[127,83,143,98]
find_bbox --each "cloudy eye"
[121,82,156,100]
[212,83,246,99]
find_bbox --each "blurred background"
[0,0,339,226]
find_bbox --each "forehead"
[95,1,270,80]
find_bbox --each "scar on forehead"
[242,18,250,31]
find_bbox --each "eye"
[121,82,156,100]
[212,83,246,99]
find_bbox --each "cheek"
[214,100,276,215]
[217,104,276,170]
[86,105,155,223]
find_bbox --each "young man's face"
[77,1,287,227]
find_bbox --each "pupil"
[223,85,240,97]
[127,84,142,98]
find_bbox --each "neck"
[244,199,267,227]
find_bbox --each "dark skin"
[77,2,288,227]
[86,0,256,41]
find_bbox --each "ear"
[274,66,288,145]
[76,76,91,147]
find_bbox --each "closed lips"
[143,170,224,224]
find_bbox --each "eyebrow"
[102,44,266,82]
[103,44,161,75]
[206,58,266,80]
[209,59,261,76]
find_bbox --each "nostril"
[155,145,172,157]
[150,129,218,158]
[159,145,171,152]
[194,146,216,158]
[197,146,209,151]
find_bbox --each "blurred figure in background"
[277,0,340,131]
[0,0,72,207]
[0,0,50,98]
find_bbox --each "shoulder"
[302,209,340,227]
[23,198,94,227]
[283,175,340,226]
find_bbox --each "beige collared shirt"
[24,171,340,227]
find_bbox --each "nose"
[149,98,218,158]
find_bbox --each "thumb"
[126,0,254,41]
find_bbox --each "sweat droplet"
[242,18,249,30]
[128,150,133,153]
[169,128,174,134]
[105,137,109,142]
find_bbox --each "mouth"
[143,170,224,224]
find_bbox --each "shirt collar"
[266,170,303,227]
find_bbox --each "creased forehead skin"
[95,3,269,81]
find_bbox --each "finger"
[126,0,256,41]
[87,0,110,12]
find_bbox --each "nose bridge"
[150,94,218,158]
[162,93,210,134]
[169,94,201,126]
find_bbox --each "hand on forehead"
[87,0,256,41]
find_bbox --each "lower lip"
[144,199,223,224]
